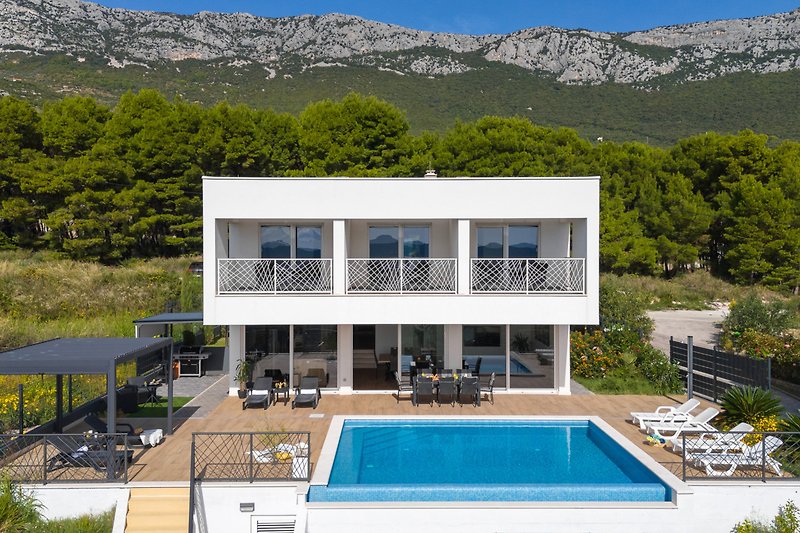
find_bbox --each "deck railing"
[0,432,130,483]
[217,258,332,294]
[470,258,585,294]
[347,258,457,293]
[677,430,800,481]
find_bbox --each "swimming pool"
[309,417,675,503]
[462,354,531,375]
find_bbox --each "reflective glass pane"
[508,226,538,258]
[403,226,429,258]
[462,325,506,388]
[260,226,291,258]
[477,227,503,258]
[369,226,399,258]
[296,226,322,259]
[509,325,554,389]
[246,325,290,387]
[401,325,444,380]
[294,325,337,389]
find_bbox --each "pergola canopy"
[0,337,173,375]
[133,312,203,326]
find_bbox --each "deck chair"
[630,398,701,430]
[458,377,479,407]
[437,378,457,406]
[84,413,145,447]
[292,377,320,409]
[243,377,273,410]
[480,372,496,405]
[395,371,413,404]
[688,436,784,477]
[46,434,133,473]
[414,377,435,406]
[646,407,719,443]
[671,422,754,453]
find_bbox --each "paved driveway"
[648,308,726,354]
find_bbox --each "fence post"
[681,434,686,481]
[249,433,254,483]
[712,346,719,403]
[762,432,767,483]
[687,336,694,400]
[188,434,196,533]
[43,436,47,484]
[669,336,673,363]
[68,375,73,412]
[17,384,23,434]
[767,358,772,391]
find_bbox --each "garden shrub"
[732,500,799,533]
[720,386,783,428]
[0,478,42,530]
[570,330,624,379]
[630,343,683,394]
[723,293,794,339]
[599,277,654,350]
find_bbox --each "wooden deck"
[126,392,707,482]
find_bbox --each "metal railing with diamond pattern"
[217,259,332,294]
[346,258,457,293]
[0,433,130,483]
[470,258,585,294]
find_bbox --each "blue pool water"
[308,419,670,502]
[462,355,531,374]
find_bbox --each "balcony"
[470,258,585,294]
[217,259,332,294]
[346,258,457,293]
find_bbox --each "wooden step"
[126,487,189,533]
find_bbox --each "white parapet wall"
[27,485,129,532]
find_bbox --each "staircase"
[352,349,377,370]
[125,487,189,533]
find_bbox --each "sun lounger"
[688,436,784,477]
[630,398,700,430]
[292,377,320,409]
[645,407,719,444]
[671,422,754,452]
[243,377,274,410]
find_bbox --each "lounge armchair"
[630,398,701,430]
[437,378,457,406]
[243,377,274,410]
[414,377,435,406]
[646,407,719,444]
[46,434,133,474]
[395,371,413,404]
[84,414,146,447]
[688,436,784,477]
[292,377,320,409]
[671,422,754,453]
[458,377,479,407]
[480,372,496,405]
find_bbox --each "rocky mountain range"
[2,0,800,86]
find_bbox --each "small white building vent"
[424,169,437,178]
[251,515,296,532]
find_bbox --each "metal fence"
[669,338,770,402]
[470,258,585,294]
[217,258,332,294]
[347,258,457,293]
[678,430,800,481]
[0,433,130,483]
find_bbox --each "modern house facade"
[202,175,600,396]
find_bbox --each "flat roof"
[203,175,600,181]
[0,337,173,375]
[133,312,203,325]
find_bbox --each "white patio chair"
[630,398,700,430]
[671,422,754,452]
[688,436,784,477]
[645,407,719,444]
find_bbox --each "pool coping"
[309,415,692,509]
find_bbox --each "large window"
[261,225,322,259]
[294,325,337,389]
[477,225,538,258]
[369,225,430,258]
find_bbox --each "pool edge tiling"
[308,416,690,506]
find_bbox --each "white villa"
[202,174,600,395]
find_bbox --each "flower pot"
[237,389,247,399]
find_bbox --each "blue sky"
[97,1,799,34]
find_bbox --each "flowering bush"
[570,331,624,379]
[728,329,800,382]
[630,342,683,394]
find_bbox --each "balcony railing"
[471,258,585,294]
[217,258,332,294]
[347,258,457,293]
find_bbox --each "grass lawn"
[573,368,662,395]
[126,396,192,418]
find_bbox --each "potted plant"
[235,359,252,399]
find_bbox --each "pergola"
[133,311,203,339]
[0,337,175,436]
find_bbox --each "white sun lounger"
[671,422,754,452]
[630,398,701,430]
[688,436,783,477]
[645,407,719,444]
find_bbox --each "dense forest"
[0,90,798,290]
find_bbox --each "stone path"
[156,374,229,419]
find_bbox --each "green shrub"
[724,293,794,338]
[732,500,800,533]
[631,343,684,394]
[599,276,654,347]
[570,330,624,379]
[720,386,784,427]
[0,478,42,530]
[28,509,115,532]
